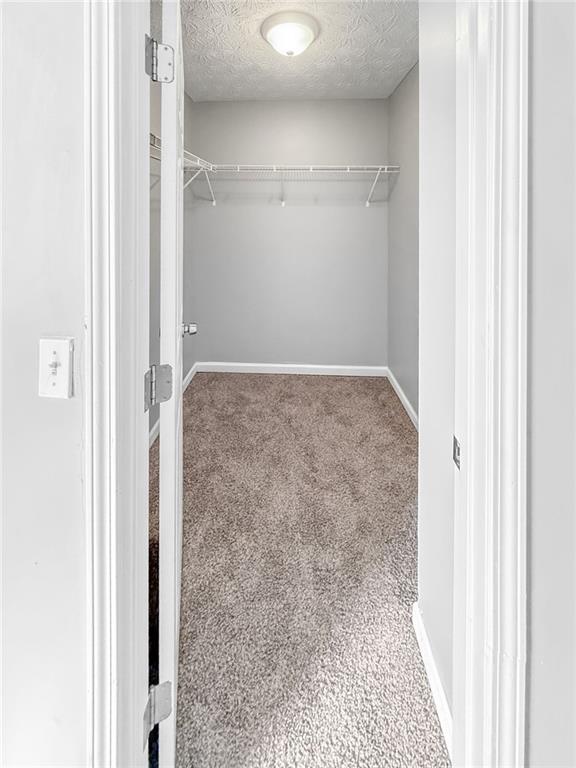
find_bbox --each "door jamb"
[453,2,528,765]
[87,1,150,765]
[157,0,185,763]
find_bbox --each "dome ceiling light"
[261,11,320,57]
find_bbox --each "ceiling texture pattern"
[181,1,419,101]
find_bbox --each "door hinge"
[145,364,173,411]
[145,34,174,83]
[143,681,172,746]
[453,435,461,470]
[182,322,198,336]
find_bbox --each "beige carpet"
[150,373,450,768]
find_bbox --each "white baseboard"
[149,362,198,446]
[183,362,198,391]
[150,362,417,444]
[149,418,160,448]
[193,362,389,378]
[386,368,418,430]
[412,603,453,760]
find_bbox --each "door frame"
[88,1,150,765]
[452,1,529,765]
[88,0,530,763]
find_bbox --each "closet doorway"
[149,1,451,766]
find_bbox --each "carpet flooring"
[149,373,450,768]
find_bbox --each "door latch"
[182,323,198,336]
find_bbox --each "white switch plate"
[38,337,74,399]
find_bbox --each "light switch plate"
[38,337,74,399]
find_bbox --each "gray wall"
[182,93,200,378]
[527,3,576,764]
[183,99,389,367]
[185,205,388,365]
[417,2,456,709]
[388,64,419,413]
[185,99,389,166]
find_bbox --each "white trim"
[158,2,185,762]
[386,368,418,430]
[150,362,417,446]
[172,362,418,432]
[193,362,389,378]
[0,6,4,763]
[89,1,150,764]
[183,361,198,391]
[453,2,528,765]
[412,603,453,760]
[86,3,113,762]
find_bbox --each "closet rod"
[150,133,400,204]
[151,133,399,178]
[206,165,399,174]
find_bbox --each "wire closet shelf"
[150,134,400,207]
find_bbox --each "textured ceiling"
[181,1,419,101]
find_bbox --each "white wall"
[527,3,576,764]
[183,99,389,367]
[387,65,419,413]
[0,3,90,764]
[417,2,456,711]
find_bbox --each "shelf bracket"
[366,168,383,208]
[183,168,203,191]
[204,170,216,206]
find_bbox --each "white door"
[158,0,185,764]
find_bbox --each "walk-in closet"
[5,0,573,763]
[149,2,451,766]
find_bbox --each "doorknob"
[182,322,198,336]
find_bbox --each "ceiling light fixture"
[261,11,319,57]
